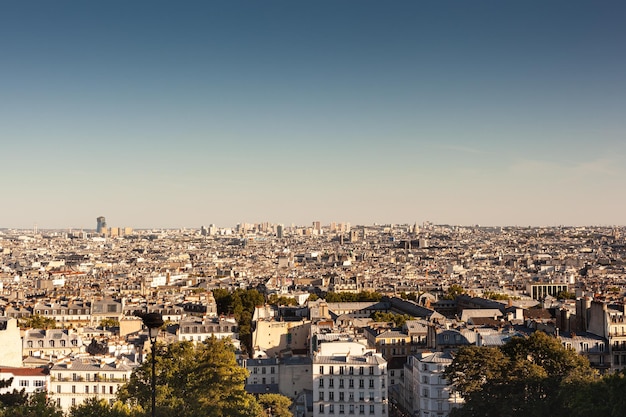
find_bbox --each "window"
[369,405,374,414]
[339,392,344,401]
[319,379,324,388]
[330,366,335,375]
[359,405,365,414]
[329,404,335,414]
[319,392,324,401]
[359,379,364,389]
[253,368,258,374]
[339,379,344,388]
[34,380,45,387]
[349,404,355,414]
[57,385,61,393]
[319,404,325,414]
[329,392,334,401]
[369,379,374,388]
[340,366,344,375]
[320,366,325,374]
[72,398,76,407]
[359,367,364,375]
[359,392,364,401]
[349,379,354,388]
[369,392,374,402]
[349,392,354,401]
[72,385,76,393]
[271,367,275,374]
[28,341,33,348]
[20,380,29,387]
[85,386,89,394]
[368,366,374,375]
[339,405,345,414]
[349,366,354,375]
[329,378,334,388]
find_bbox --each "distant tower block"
[96,216,107,233]
[276,224,284,239]
[413,222,420,237]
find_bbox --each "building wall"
[49,359,134,412]
[312,349,388,417]
[0,318,24,367]
[253,320,310,356]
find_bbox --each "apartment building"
[49,357,136,411]
[313,342,388,417]
[0,367,48,395]
[414,351,462,417]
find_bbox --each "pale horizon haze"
[1,1,625,229]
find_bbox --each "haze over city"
[2,1,625,229]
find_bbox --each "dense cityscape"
[3,1,626,415]
[1,218,625,416]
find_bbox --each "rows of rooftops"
[1,223,625,311]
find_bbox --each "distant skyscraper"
[96,216,106,233]
[276,224,284,239]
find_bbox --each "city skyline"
[2,1,625,229]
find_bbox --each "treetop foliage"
[445,331,600,417]
[324,291,382,302]
[370,311,413,328]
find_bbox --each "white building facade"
[414,352,463,417]
[49,357,136,411]
[313,342,388,417]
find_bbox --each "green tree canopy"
[370,312,412,328]
[19,314,56,329]
[118,338,262,417]
[324,291,382,302]
[443,284,465,300]
[257,393,293,417]
[267,294,298,307]
[0,391,63,417]
[445,331,598,417]
[212,288,264,354]
[68,398,141,417]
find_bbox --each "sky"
[1,1,625,229]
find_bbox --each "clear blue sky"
[2,1,625,229]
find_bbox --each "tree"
[267,294,297,307]
[100,318,120,328]
[564,370,626,417]
[0,391,63,417]
[257,393,293,417]
[69,398,140,417]
[118,338,263,417]
[212,288,265,355]
[19,314,56,329]
[443,285,464,300]
[324,291,382,302]
[445,331,597,417]
[0,377,28,408]
[370,312,412,328]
